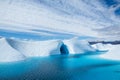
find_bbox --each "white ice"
[63,37,96,54]
[99,44,120,60]
[7,38,63,57]
[0,38,25,62]
[91,43,109,51]
[0,37,120,62]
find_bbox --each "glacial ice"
[0,0,120,63]
[63,37,96,54]
[91,43,120,60]
[99,44,120,60]
[1,37,112,62]
[91,43,109,51]
[7,39,63,57]
[0,38,25,62]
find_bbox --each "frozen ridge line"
[0,37,98,62]
[0,37,25,62]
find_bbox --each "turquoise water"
[0,53,120,80]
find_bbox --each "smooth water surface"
[0,54,120,80]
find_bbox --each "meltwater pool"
[0,54,120,80]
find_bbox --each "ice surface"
[99,44,120,60]
[0,36,120,62]
[0,37,97,62]
[91,43,109,51]
[7,38,63,57]
[63,37,96,54]
[0,38,25,62]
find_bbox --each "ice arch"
[0,37,98,62]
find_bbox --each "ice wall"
[0,37,98,62]
[0,38,25,62]
[7,39,63,57]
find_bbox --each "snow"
[0,36,97,62]
[99,44,120,60]
[91,43,109,51]
[63,37,96,54]
[7,38,63,57]
[0,38,25,62]
[0,36,120,62]
[0,0,120,62]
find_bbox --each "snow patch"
[99,44,120,60]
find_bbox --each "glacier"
[91,43,120,60]
[63,37,96,54]
[91,43,109,51]
[0,0,119,62]
[0,36,120,62]
[0,0,120,79]
[0,38,25,62]
[7,38,63,57]
[0,37,98,62]
[99,44,120,60]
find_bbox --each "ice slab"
[7,39,63,57]
[99,44,120,60]
[0,38,25,62]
